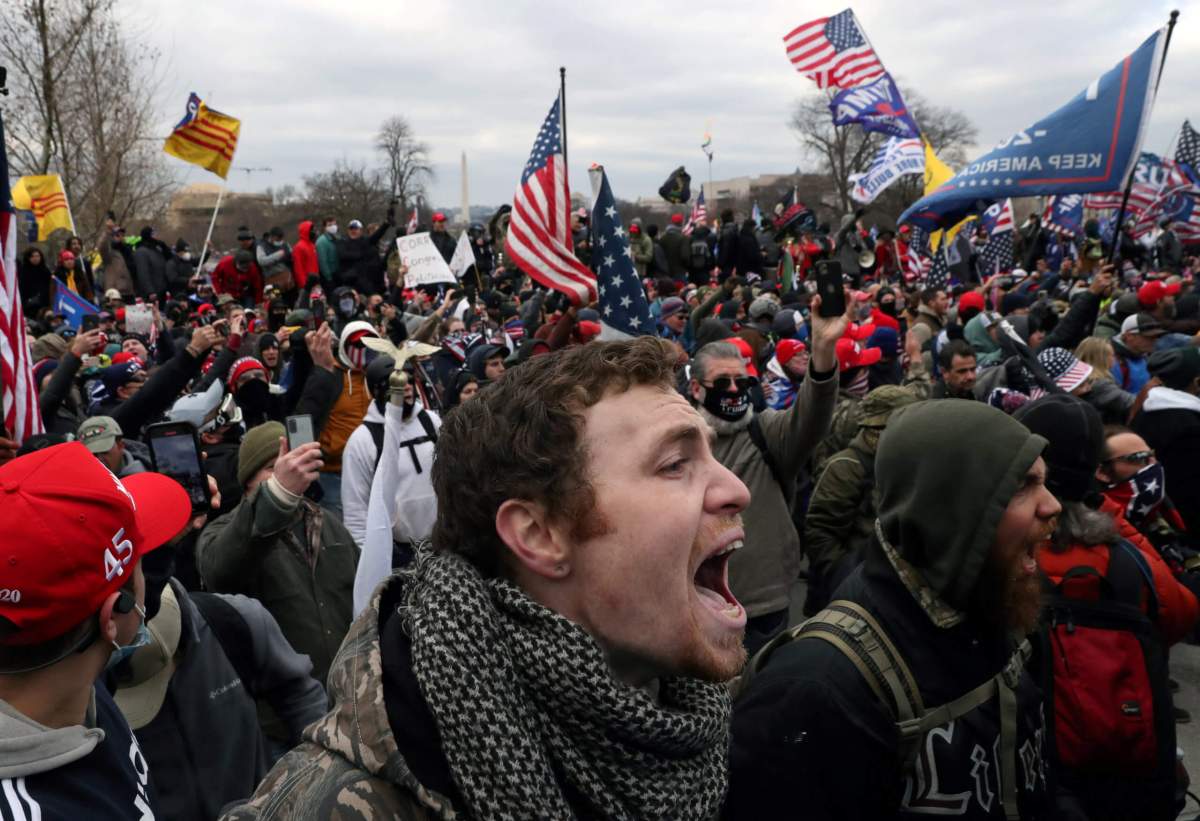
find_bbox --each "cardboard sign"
[396,233,456,288]
[124,304,154,335]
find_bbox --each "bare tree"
[1,0,175,245]
[302,160,391,225]
[374,116,432,212]
[789,86,977,215]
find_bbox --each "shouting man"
[224,337,751,819]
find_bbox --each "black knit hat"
[1012,394,1104,502]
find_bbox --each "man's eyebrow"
[649,423,710,454]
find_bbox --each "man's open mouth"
[694,538,745,619]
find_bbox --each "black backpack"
[365,409,438,473]
[689,238,712,271]
[1033,540,1178,820]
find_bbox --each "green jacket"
[629,232,654,277]
[220,576,456,820]
[713,369,839,617]
[804,430,877,604]
[197,482,359,685]
[315,233,339,284]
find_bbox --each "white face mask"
[326,224,338,235]
[179,251,192,261]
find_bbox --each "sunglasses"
[1106,450,1155,466]
[705,376,752,393]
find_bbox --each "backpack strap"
[365,419,385,473]
[416,409,438,443]
[747,415,787,494]
[1106,538,1159,621]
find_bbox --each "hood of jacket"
[963,313,999,357]
[1143,385,1200,414]
[297,220,314,245]
[298,574,458,815]
[0,691,105,778]
[466,343,505,381]
[874,399,1047,614]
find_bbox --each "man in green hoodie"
[726,400,1062,820]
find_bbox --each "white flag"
[448,231,476,279]
[849,137,925,204]
[396,232,457,288]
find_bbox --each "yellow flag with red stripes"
[163,93,240,179]
[11,175,74,241]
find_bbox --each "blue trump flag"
[51,281,99,330]
[900,27,1165,231]
[588,165,655,340]
[829,73,921,139]
[1042,194,1084,237]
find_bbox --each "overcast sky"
[124,0,1197,211]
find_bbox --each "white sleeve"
[340,427,375,548]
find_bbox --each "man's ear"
[98,591,121,645]
[688,379,703,404]
[495,499,568,580]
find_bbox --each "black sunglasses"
[1106,450,1154,466]
[706,376,752,393]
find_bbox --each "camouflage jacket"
[219,577,459,820]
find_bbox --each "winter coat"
[716,222,739,275]
[628,230,654,277]
[212,254,264,304]
[909,304,945,350]
[197,482,360,686]
[712,367,838,618]
[116,580,328,821]
[429,230,456,264]
[218,576,461,819]
[38,350,87,434]
[1110,336,1150,393]
[256,238,293,291]
[1133,386,1200,536]
[292,221,318,291]
[133,243,169,299]
[726,401,1053,819]
[98,231,136,299]
[336,223,390,294]
[735,228,762,277]
[658,224,688,279]
[164,255,196,296]
[1156,228,1184,274]
[1037,498,1199,646]
[17,249,52,314]
[95,346,207,438]
[315,232,339,286]
[317,368,371,475]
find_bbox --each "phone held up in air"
[815,259,846,318]
[286,414,315,450]
[146,422,211,514]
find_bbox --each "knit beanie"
[31,333,69,362]
[237,421,285,486]
[1012,395,1103,502]
[228,356,267,389]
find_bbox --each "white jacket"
[342,402,386,547]
[352,400,440,615]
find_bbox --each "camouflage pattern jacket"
[220,577,458,820]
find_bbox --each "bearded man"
[725,400,1062,820]
[223,336,752,820]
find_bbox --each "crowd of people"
[3,196,1200,820]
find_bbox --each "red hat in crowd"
[432,212,446,223]
[958,291,986,314]
[836,337,882,371]
[671,214,684,225]
[58,250,75,265]
[899,225,911,235]
[843,321,876,342]
[115,307,126,323]
[577,320,602,342]
[1138,280,1180,308]
[110,351,144,368]
[775,339,807,367]
[727,336,759,377]
[196,303,216,316]
[0,443,190,649]
[227,356,267,389]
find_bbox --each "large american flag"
[784,9,886,90]
[1084,153,1192,214]
[1176,120,1200,182]
[588,166,655,340]
[0,109,44,444]
[682,189,708,236]
[506,96,597,305]
[979,199,1015,275]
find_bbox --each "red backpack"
[1035,539,1178,819]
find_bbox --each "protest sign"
[124,304,154,335]
[396,232,456,288]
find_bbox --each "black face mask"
[879,301,897,317]
[702,383,750,422]
[235,379,271,425]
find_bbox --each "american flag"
[1041,194,1083,237]
[406,208,418,235]
[902,224,928,282]
[1084,153,1191,214]
[1176,120,1200,182]
[0,110,44,444]
[1133,186,1200,241]
[926,244,950,288]
[784,9,886,90]
[506,96,597,306]
[683,189,708,236]
[588,165,655,340]
[979,199,1015,275]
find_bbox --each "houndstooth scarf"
[399,548,732,821]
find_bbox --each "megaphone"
[858,250,876,270]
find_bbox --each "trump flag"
[900,27,1165,231]
[830,73,920,139]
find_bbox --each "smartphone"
[286,414,314,450]
[146,422,211,513]
[81,314,100,332]
[815,260,846,318]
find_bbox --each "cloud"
[129,0,1196,212]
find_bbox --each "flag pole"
[1108,9,1180,264]
[194,185,225,279]
[559,67,569,181]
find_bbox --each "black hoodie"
[727,400,1054,820]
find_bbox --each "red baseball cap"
[727,336,759,377]
[776,338,807,367]
[843,321,876,342]
[0,443,191,647]
[958,291,986,314]
[836,337,882,371]
[1138,280,1180,307]
[432,212,446,222]
[671,213,684,225]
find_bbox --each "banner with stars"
[587,165,655,340]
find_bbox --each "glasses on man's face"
[705,376,752,393]
[1107,450,1155,466]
